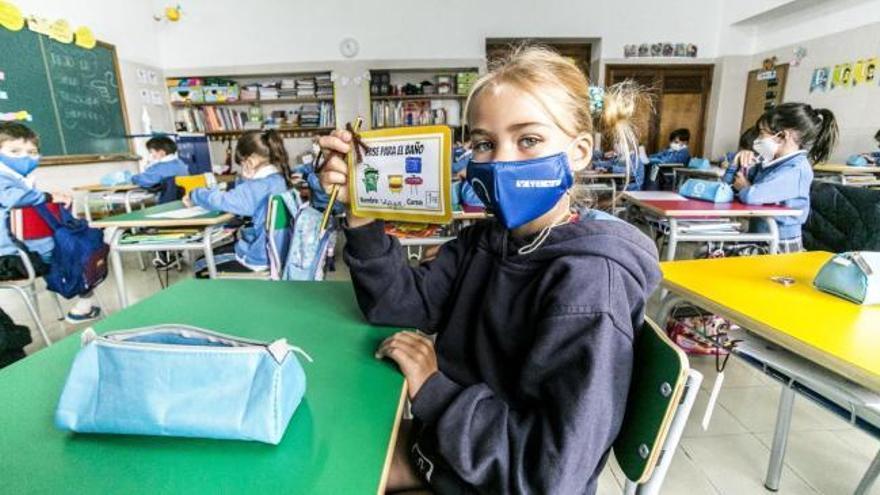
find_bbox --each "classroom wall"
[153,0,724,68]
[750,20,880,162]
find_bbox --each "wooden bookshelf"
[171,97,334,107]
[167,70,336,137]
[203,127,334,140]
[371,94,467,101]
[368,68,479,136]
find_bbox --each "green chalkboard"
[0,27,132,164]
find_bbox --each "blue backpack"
[35,204,109,299]
[267,192,335,281]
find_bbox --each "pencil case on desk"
[55,325,311,444]
[678,178,734,203]
[813,252,880,305]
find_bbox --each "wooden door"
[605,65,713,157]
[741,64,788,134]
[486,39,592,79]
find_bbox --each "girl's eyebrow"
[470,122,552,137]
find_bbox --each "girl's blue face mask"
[466,151,575,230]
[0,153,40,177]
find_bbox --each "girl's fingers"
[318,134,352,155]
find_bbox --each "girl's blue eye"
[473,141,494,153]
[519,136,541,148]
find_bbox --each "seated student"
[721,126,761,184]
[644,128,690,189]
[0,122,102,323]
[733,103,838,253]
[131,135,190,191]
[450,145,485,212]
[592,146,646,190]
[319,46,660,494]
[649,128,691,164]
[861,129,880,164]
[185,130,290,277]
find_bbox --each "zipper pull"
[266,339,314,364]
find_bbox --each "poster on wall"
[349,125,452,224]
[810,67,830,93]
[831,63,854,90]
[854,60,868,86]
[864,58,878,85]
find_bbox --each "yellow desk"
[658,252,880,491]
[814,163,880,187]
[661,252,880,390]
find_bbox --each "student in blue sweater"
[733,103,838,253]
[320,47,659,495]
[186,130,289,276]
[644,128,690,189]
[861,129,880,164]
[131,136,189,190]
[721,126,761,184]
[592,147,646,190]
[0,123,102,323]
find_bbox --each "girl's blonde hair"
[464,45,647,204]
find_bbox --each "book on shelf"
[175,101,334,132]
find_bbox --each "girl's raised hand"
[317,130,353,206]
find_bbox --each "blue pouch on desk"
[54,325,311,444]
[678,178,734,203]
[687,157,711,170]
[813,252,880,305]
[846,154,869,167]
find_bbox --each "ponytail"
[235,129,292,187]
[810,108,838,164]
[596,80,649,191]
[756,102,838,163]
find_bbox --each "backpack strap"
[33,203,62,232]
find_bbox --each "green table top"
[89,200,234,228]
[0,279,407,494]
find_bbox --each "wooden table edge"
[660,278,880,393]
[73,184,144,192]
[377,381,408,495]
[90,212,235,228]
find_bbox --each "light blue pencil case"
[687,157,711,170]
[814,252,880,305]
[55,325,311,444]
[678,178,734,203]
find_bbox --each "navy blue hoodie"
[344,212,661,494]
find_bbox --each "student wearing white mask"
[733,103,839,253]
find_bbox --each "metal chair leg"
[855,449,880,495]
[51,292,65,320]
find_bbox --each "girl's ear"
[569,134,594,172]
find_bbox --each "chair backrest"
[804,181,880,252]
[266,194,292,280]
[174,173,216,195]
[613,317,689,484]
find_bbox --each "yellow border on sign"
[348,125,453,224]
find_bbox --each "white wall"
[752,21,880,162]
[154,0,724,69]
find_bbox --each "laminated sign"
[349,125,452,224]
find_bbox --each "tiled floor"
[1,251,878,495]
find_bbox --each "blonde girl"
[319,46,660,494]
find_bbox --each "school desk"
[72,183,155,222]
[813,163,880,186]
[656,253,880,492]
[0,279,407,495]
[622,191,800,260]
[90,200,234,308]
[577,171,627,211]
[672,167,724,189]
